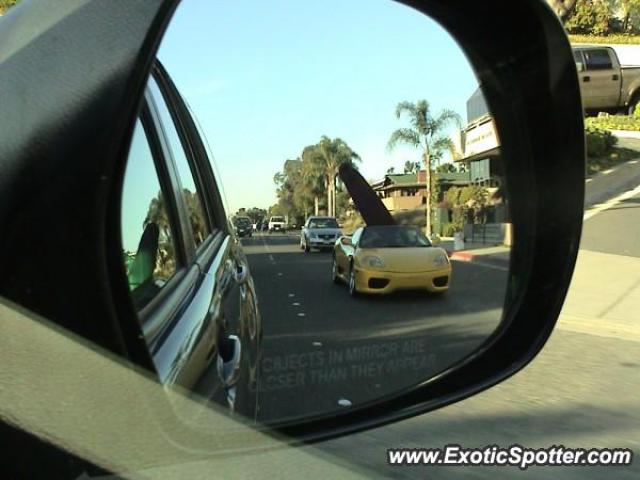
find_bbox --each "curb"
[447,250,510,271]
[449,251,474,262]
[609,130,640,140]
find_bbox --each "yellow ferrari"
[332,225,451,296]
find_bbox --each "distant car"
[332,225,451,296]
[234,216,253,237]
[268,215,286,233]
[300,216,342,252]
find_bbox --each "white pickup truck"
[267,215,286,233]
[573,45,640,114]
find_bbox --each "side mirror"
[0,0,584,465]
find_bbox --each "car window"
[121,118,179,310]
[360,226,432,248]
[308,218,339,229]
[148,76,211,249]
[573,50,584,70]
[584,49,613,70]
[351,227,363,246]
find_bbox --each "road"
[288,190,639,479]
[240,233,509,422]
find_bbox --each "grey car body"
[300,216,342,252]
[573,45,640,114]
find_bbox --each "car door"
[337,227,361,274]
[121,63,260,418]
[573,49,591,109]
[580,48,621,110]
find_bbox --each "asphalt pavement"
[241,232,509,423]
[295,190,640,478]
[581,191,640,257]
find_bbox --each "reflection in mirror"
[122,0,511,426]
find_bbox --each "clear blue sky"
[157,0,479,214]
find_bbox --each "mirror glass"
[121,0,511,425]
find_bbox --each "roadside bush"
[586,115,640,132]
[585,126,617,157]
[441,223,456,237]
[565,0,612,35]
[569,34,640,44]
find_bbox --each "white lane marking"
[584,183,640,221]
[259,234,276,264]
[292,302,300,306]
[288,293,295,297]
[337,398,352,407]
[277,272,283,277]
[297,312,306,317]
[312,342,322,347]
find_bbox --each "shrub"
[586,115,640,132]
[569,34,640,44]
[565,0,612,35]
[585,126,613,157]
[441,223,456,237]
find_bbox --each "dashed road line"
[584,183,640,221]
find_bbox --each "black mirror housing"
[0,0,584,458]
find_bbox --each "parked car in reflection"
[332,225,451,296]
[120,61,262,419]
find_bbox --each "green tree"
[310,136,360,217]
[436,163,458,174]
[618,0,640,31]
[245,207,267,224]
[301,145,328,216]
[547,0,578,20]
[565,0,613,35]
[273,159,304,220]
[143,191,175,280]
[386,166,396,174]
[387,100,461,235]
[403,161,421,174]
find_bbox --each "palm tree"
[310,136,360,217]
[403,160,421,174]
[301,147,327,216]
[387,100,461,235]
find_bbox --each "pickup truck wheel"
[628,97,640,115]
